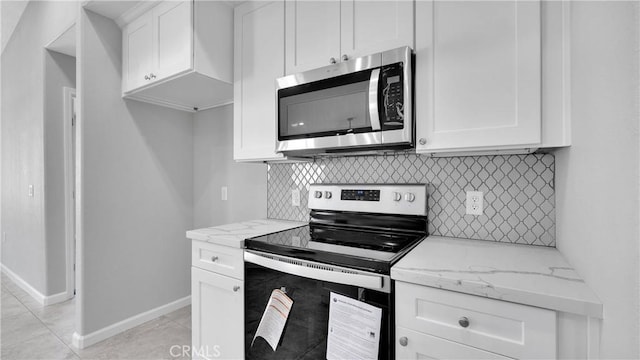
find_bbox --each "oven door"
[244,250,393,360]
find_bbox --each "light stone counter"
[186,219,307,248]
[391,236,603,318]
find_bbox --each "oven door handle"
[244,251,384,290]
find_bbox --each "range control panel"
[308,184,427,216]
[341,189,381,201]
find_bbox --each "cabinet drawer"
[396,326,513,360]
[396,282,556,359]
[192,240,243,280]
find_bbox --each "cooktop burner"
[310,225,419,252]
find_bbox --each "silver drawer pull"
[233,286,240,292]
[210,256,219,262]
[458,316,470,328]
[399,337,408,346]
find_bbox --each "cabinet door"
[396,327,514,360]
[192,267,243,360]
[123,12,154,93]
[152,0,193,82]
[340,0,414,60]
[415,1,541,153]
[396,282,557,359]
[285,0,340,74]
[233,1,285,161]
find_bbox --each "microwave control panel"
[380,63,404,128]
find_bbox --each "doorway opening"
[63,86,76,298]
[44,19,79,344]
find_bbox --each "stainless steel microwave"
[276,47,413,155]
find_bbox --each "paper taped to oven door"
[251,289,293,351]
[326,292,382,360]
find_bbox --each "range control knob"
[324,191,332,199]
[314,191,323,199]
[405,193,416,202]
[393,192,402,201]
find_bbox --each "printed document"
[251,289,294,351]
[326,292,382,360]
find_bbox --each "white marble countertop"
[391,236,603,318]
[186,219,307,248]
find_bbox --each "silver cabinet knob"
[393,192,402,201]
[341,54,349,62]
[211,256,219,262]
[329,57,337,64]
[150,73,156,79]
[324,191,332,199]
[399,337,408,346]
[144,74,150,80]
[233,286,240,292]
[458,316,470,328]
[405,193,415,202]
[418,138,427,145]
[314,191,323,199]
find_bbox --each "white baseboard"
[72,296,191,349]
[0,263,72,306]
[44,291,73,306]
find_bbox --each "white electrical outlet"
[221,186,228,201]
[291,189,301,207]
[28,185,34,197]
[466,191,484,216]
[2,232,6,244]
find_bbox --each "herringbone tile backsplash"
[267,153,555,247]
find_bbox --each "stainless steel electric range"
[244,184,428,360]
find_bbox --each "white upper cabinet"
[123,12,154,91]
[340,1,414,60]
[415,0,545,154]
[285,0,414,74]
[153,1,192,81]
[121,0,233,112]
[285,1,340,74]
[234,1,286,161]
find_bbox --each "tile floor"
[1,272,191,360]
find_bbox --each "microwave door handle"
[244,251,384,290]
[368,68,381,131]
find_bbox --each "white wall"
[1,0,77,295]
[555,2,640,358]
[77,9,193,334]
[1,0,30,54]
[193,105,267,228]
[43,50,76,294]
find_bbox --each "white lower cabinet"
[396,327,513,360]
[192,241,244,360]
[395,282,557,359]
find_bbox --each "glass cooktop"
[244,225,425,274]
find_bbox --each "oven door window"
[278,69,376,140]
[244,262,391,360]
